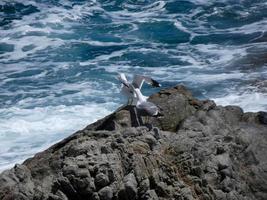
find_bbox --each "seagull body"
[136,99,160,117]
[129,84,160,118]
[117,73,161,105]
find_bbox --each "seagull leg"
[146,116,149,124]
[134,107,140,126]
[146,117,153,130]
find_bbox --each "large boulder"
[0,85,266,200]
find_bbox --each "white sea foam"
[212,92,267,112]
[1,36,65,61]
[108,1,166,21]
[0,0,108,62]
[0,102,118,172]
[142,1,166,11]
[216,20,267,36]
[174,20,195,41]
[193,44,248,65]
[80,49,127,66]
[182,72,245,83]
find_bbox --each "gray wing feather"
[132,75,145,89]
[132,74,160,88]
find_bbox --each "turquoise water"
[0,0,267,171]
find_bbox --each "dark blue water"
[0,0,266,171]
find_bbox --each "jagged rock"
[0,85,266,200]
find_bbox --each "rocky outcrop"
[0,85,266,200]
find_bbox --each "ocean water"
[0,0,266,171]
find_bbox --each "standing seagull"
[128,84,162,126]
[117,73,161,105]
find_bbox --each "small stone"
[139,178,150,194]
[235,131,250,147]
[85,177,96,194]
[116,137,124,144]
[220,168,232,178]
[122,127,139,138]
[216,153,230,170]
[204,173,218,186]
[14,164,30,182]
[57,177,76,196]
[221,177,234,193]
[202,100,216,111]
[100,146,112,154]
[75,168,90,178]
[216,146,226,155]
[180,187,194,200]
[143,134,157,148]
[156,182,169,197]
[226,191,239,200]
[91,192,100,200]
[213,189,226,200]
[77,160,87,168]
[203,194,211,200]
[143,190,159,200]
[124,173,138,199]
[152,127,161,139]
[63,165,77,176]
[194,184,202,195]
[98,186,113,200]
[190,166,202,177]
[55,190,68,200]
[95,173,109,188]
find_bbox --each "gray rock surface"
[0,85,266,200]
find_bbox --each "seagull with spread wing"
[117,73,161,105]
[127,83,163,126]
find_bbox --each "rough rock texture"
[0,85,267,200]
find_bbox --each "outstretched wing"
[132,75,161,89]
[117,73,130,88]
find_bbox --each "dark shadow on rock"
[94,105,144,131]
[258,111,267,125]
